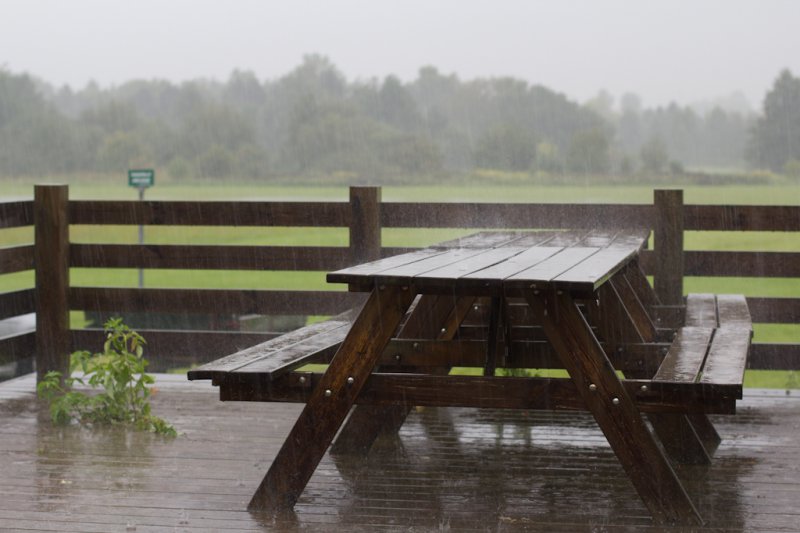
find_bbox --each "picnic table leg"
[527,290,702,525]
[248,285,415,512]
[330,294,475,455]
[648,413,711,464]
[614,269,718,464]
[687,413,722,456]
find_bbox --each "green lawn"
[2,180,798,387]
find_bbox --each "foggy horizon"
[4,0,800,111]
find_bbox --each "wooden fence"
[1,185,798,380]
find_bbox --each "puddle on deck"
[0,384,797,531]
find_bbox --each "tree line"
[1,55,798,182]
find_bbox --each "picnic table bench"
[188,228,752,525]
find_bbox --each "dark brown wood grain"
[0,288,35,321]
[610,274,657,342]
[684,251,800,277]
[749,342,800,369]
[0,200,34,228]
[685,293,717,327]
[69,200,350,226]
[69,287,363,316]
[0,331,35,365]
[380,202,653,229]
[227,372,738,414]
[700,328,751,392]
[330,293,471,455]
[683,204,800,231]
[349,187,381,264]
[747,297,800,324]
[0,245,34,275]
[70,328,277,371]
[527,290,702,525]
[653,327,714,383]
[648,413,711,465]
[70,244,352,270]
[716,294,752,329]
[248,285,415,512]
[654,190,684,305]
[189,311,355,382]
[33,185,70,383]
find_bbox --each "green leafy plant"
[37,318,176,437]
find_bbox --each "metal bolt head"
[299,376,307,384]
[589,384,597,392]
[640,385,649,393]
[413,342,420,350]
[441,327,447,333]
[401,286,408,291]
[324,389,332,397]
[474,305,479,311]
[557,290,564,295]
[346,377,355,386]
[612,397,620,406]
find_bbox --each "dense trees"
[0,59,781,182]
[747,70,800,172]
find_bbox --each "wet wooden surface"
[1,373,799,532]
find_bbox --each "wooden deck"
[1,374,798,532]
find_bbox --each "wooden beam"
[654,189,684,305]
[34,185,70,383]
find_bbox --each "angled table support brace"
[248,285,415,511]
[526,290,702,525]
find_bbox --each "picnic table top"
[328,229,650,294]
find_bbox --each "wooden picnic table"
[189,228,751,526]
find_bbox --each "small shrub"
[37,318,176,437]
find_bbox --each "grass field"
[2,180,798,387]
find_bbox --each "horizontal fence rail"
[69,200,351,227]
[381,203,654,228]
[2,188,800,378]
[0,201,34,229]
[683,205,800,231]
[70,244,353,270]
[0,200,35,373]
[70,287,365,316]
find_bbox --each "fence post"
[34,184,70,383]
[349,186,382,264]
[653,189,684,305]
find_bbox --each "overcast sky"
[3,0,799,110]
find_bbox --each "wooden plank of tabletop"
[326,248,445,284]
[412,246,527,286]
[365,248,491,285]
[433,231,529,249]
[505,247,600,289]
[461,246,564,286]
[552,244,642,292]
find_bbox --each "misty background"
[2,0,800,183]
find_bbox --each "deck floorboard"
[1,373,798,532]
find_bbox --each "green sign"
[128,169,155,188]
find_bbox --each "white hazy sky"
[3,0,799,109]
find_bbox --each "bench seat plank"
[230,325,350,380]
[716,294,752,330]
[187,310,355,382]
[652,327,714,383]
[700,328,751,388]
[685,294,717,327]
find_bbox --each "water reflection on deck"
[0,373,797,532]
